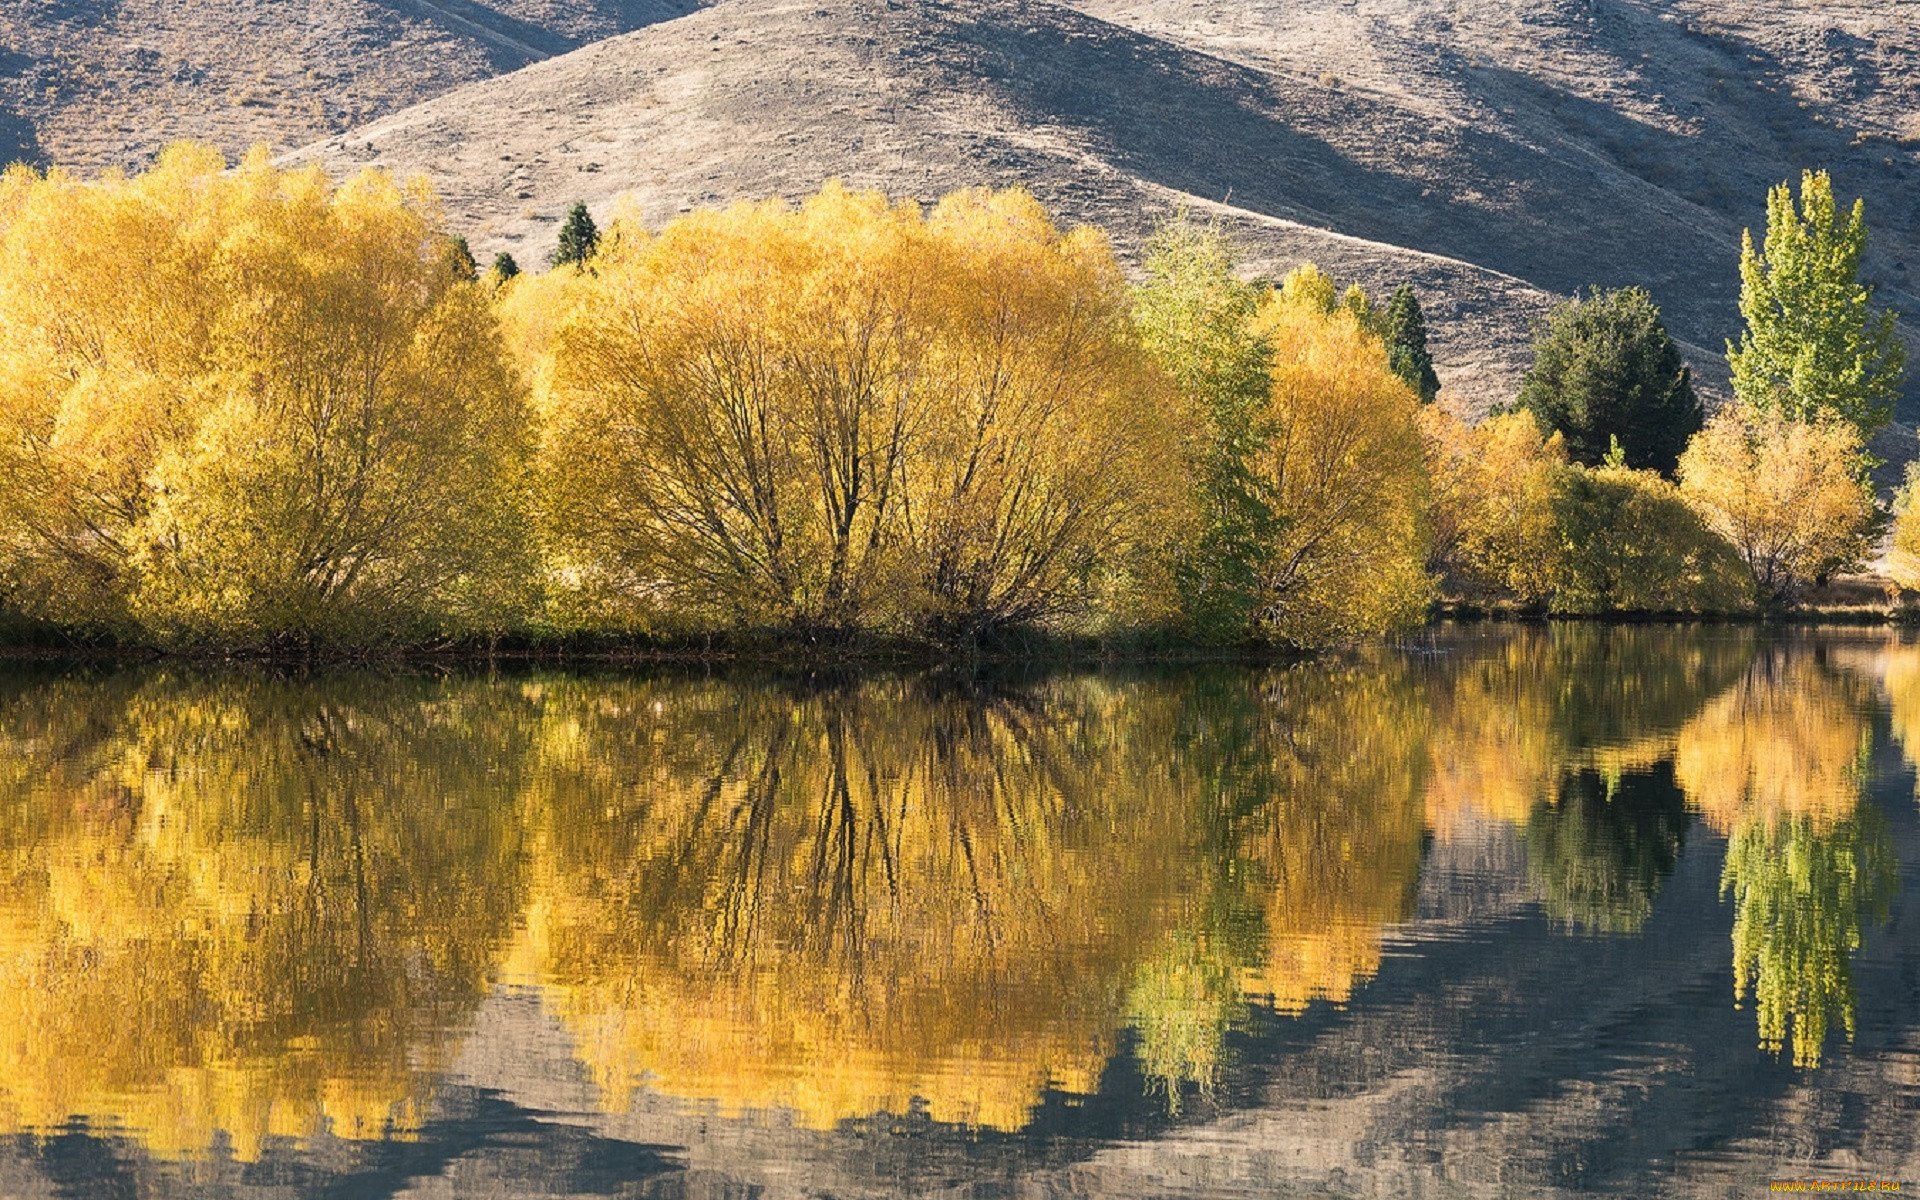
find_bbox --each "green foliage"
[491,250,520,280]
[1546,465,1756,615]
[1722,809,1896,1068]
[1728,170,1907,439]
[551,201,600,268]
[1133,218,1279,643]
[1517,287,1702,476]
[1276,263,1339,314]
[448,234,478,281]
[1526,765,1688,935]
[1382,284,1440,403]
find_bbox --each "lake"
[2,624,1917,1197]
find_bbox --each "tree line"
[0,145,1906,649]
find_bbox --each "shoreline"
[1,609,1914,670]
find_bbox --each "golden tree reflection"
[516,675,1204,1132]
[1674,651,1872,834]
[0,631,1907,1159]
[1421,625,1755,838]
[1672,648,1894,1068]
[1236,661,1429,1013]
[0,672,528,1159]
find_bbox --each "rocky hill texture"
[6,0,1917,407]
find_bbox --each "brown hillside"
[5,0,1915,408]
[289,0,1919,409]
[0,0,697,171]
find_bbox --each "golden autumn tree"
[1243,286,1434,646]
[1677,406,1875,606]
[1420,405,1564,604]
[902,190,1183,640]
[527,184,1182,641]
[0,146,532,644]
[1888,464,1920,595]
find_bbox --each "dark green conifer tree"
[1517,286,1701,477]
[1381,284,1440,404]
[448,234,478,281]
[551,202,601,268]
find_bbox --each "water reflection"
[0,673,527,1159]
[0,627,1917,1194]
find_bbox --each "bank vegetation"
[0,148,1906,653]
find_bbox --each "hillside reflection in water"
[3,625,1919,1197]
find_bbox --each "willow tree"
[532,183,1182,639]
[1677,406,1875,605]
[1245,287,1435,647]
[1420,406,1565,604]
[903,190,1180,641]
[0,145,533,643]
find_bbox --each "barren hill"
[290,0,1920,408]
[0,0,698,171]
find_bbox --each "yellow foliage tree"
[1420,405,1564,604]
[902,190,1181,639]
[0,145,532,643]
[1244,288,1434,646]
[527,183,1181,640]
[1546,463,1756,615]
[1888,464,1920,594]
[1677,405,1875,606]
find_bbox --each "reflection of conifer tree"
[1525,763,1689,935]
[1721,808,1896,1068]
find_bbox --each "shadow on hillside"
[939,4,1706,300]
[369,0,580,68]
[0,108,42,172]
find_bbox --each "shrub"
[1547,464,1756,615]
[1677,406,1875,606]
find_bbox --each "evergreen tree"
[1381,285,1440,403]
[448,234,478,281]
[1728,170,1906,439]
[491,251,520,281]
[551,202,601,268]
[1516,286,1702,477]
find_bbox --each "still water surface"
[3,625,1919,1197]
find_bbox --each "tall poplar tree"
[1132,219,1277,643]
[1728,170,1906,438]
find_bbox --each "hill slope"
[290,0,1919,409]
[0,0,699,171]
